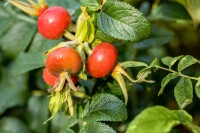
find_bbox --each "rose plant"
[0,0,200,132]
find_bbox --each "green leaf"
[51,112,69,133]
[80,0,101,11]
[120,61,148,69]
[174,77,193,109]
[174,110,200,133]
[149,58,160,72]
[0,117,30,133]
[195,77,200,99]
[46,0,80,17]
[0,18,14,37]
[0,85,27,115]
[134,24,174,49]
[83,93,127,122]
[27,96,49,133]
[175,110,192,123]
[162,55,183,68]
[106,81,124,96]
[64,117,78,129]
[28,33,62,53]
[136,67,151,80]
[0,21,36,58]
[150,2,192,23]
[11,52,45,76]
[177,55,198,72]
[97,0,151,42]
[126,106,200,133]
[96,30,120,42]
[0,70,28,115]
[158,73,179,96]
[59,129,75,133]
[126,106,181,133]
[196,77,200,87]
[162,56,174,66]
[80,122,116,133]
[149,58,160,67]
[136,58,159,81]
[59,118,78,133]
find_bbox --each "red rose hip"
[87,42,118,78]
[42,68,79,87]
[45,47,82,76]
[71,76,79,84]
[37,6,71,39]
[43,68,57,86]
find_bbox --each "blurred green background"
[0,0,200,132]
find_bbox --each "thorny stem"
[155,65,199,81]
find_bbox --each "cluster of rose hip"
[7,0,118,92]
[8,0,139,117]
[40,6,118,91]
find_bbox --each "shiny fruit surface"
[45,47,82,76]
[38,6,71,39]
[43,68,57,86]
[87,42,118,78]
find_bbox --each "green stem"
[32,90,46,96]
[44,41,79,55]
[83,42,92,55]
[62,40,79,48]
[71,91,90,99]
[64,31,76,40]
[155,65,199,81]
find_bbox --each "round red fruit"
[37,6,71,39]
[45,47,82,76]
[87,42,118,78]
[43,68,57,86]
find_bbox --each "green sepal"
[76,13,95,43]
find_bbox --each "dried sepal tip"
[7,0,48,16]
